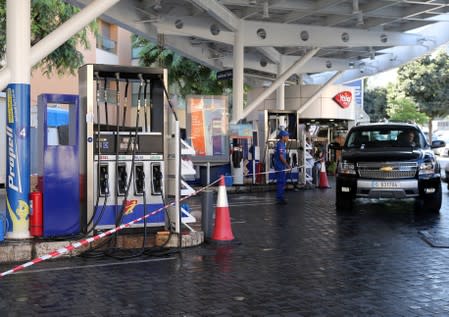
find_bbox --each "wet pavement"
[2,177,449,316]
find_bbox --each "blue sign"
[6,84,30,238]
[345,80,363,108]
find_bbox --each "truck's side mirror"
[431,140,446,149]
[328,142,342,150]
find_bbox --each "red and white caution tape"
[0,178,221,279]
[0,166,301,278]
[245,166,303,177]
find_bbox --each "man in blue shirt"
[274,130,291,205]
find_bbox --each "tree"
[386,97,428,125]
[0,0,96,76]
[363,87,387,122]
[397,50,449,141]
[132,35,231,98]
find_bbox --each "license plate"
[371,181,400,188]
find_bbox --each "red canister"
[29,192,43,237]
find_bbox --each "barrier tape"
[0,166,301,278]
[244,165,304,177]
[0,177,223,279]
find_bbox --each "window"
[346,127,424,148]
[97,20,117,54]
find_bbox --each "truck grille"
[357,162,418,179]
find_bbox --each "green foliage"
[0,0,96,76]
[386,97,428,125]
[363,87,388,122]
[133,35,231,97]
[398,51,449,119]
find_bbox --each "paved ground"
[2,176,449,316]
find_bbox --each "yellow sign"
[7,198,29,234]
[124,199,138,215]
[7,88,14,124]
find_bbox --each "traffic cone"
[211,175,238,245]
[319,160,330,189]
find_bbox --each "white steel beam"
[190,0,240,31]
[233,24,244,123]
[236,48,320,123]
[311,19,449,85]
[8,0,30,84]
[31,0,120,65]
[222,55,357,74]
[242,21,422,47]
[153,17,234,45]
[276,56,287,111]
[257,47,281,64]
[147,17,423,48]
[0,0,120,90]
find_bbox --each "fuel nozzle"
[117,164,127,196]
[152,163,163,195]
[134,163,145,195]
[99,164,110,197]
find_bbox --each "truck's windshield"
[346,128,425,148]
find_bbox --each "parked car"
[432,131,449,156]
[330,122,446,212]
[442,162,449,189]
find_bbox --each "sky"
[366,68,398,89]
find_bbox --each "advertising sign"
[333,91,352,109]
[187,95,229,162]
[6,84,31,238]
[345,80,363,108]
[229,123,253,139]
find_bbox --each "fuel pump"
[230,138,244,185]
[35,94,81,237]
[258,110,300,184]
[79,65,169,233]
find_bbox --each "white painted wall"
[246,84,356,121]
[95,48,119,65]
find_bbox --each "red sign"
[124,199,138,215]
[333,91,352,109]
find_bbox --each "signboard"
[345,80,363,108]
[229,123,253,139]
[216,69,233,81]
[333,91,352,109]
[187,95,229,162]
[216,68,277,81]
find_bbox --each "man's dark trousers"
[276,169,286,201]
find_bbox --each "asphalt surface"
[1,175,449,316]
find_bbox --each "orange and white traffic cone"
[319,160,330,189]
[211,175,238,245]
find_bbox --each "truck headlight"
[419,161,435,175]
[338,161,356,175]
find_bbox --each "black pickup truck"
[330,123,446,212]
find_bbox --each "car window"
[346,127,424,148]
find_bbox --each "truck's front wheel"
[419,182,442,213]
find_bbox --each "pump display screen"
[97,137,111,151]
[119,137,137,152]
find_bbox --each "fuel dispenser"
[35,94,80,237]
[258,110,300,184]
[79,65,171,233]
[230,138,244,185]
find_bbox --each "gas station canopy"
[65,0,449,86]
